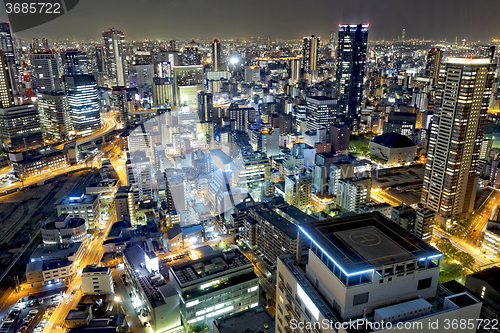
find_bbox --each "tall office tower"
[168,40,177,51]
[212,39,222,71]
[289,58,301,82]
[42,38,49,50]
[425,48,443,85]
[0,23,15,64]
[337,176,371,213]
[31,51,61,92]
[267,36,271,49]
[285,172,312,210]
[305,96,336,131]
[0,105,43,151]
[166,173,186,211]
[402,28,406,41]
[61,49,88,75]
[421,58,496,227]
[336,24,368,124]
[276,213,482,333]
[329,30,336,45]
[329,124,350,154]
[111,86,128,126]
[102,28,127,87]
[0,50,15,108]
[197,91,213,122]
[183,40,201,66]
[302,35,320,74]
[63,75,101,136]
[480,45,495,60]
[37,91,71,141]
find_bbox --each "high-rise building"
[425,48,443,85]
[244,66,260,83]
[31,51,61,92]
[61,49,88,75]
[111,86,128,126]
[0,50,15,108]
[289,58,301,82]
[422,57,496,226]
[305,96,337,131]
[63,75,101,136]
[102,28,127,86]
[173,65,203,105]
[0,105,43,151]
[302,35,320,74]
[0,23,15,64]
[126,152,153,203]
[329,124,350,154]
[37,91,71,141]
[183,40,201,66]
[198,92,213,122]
[329,161,354,195]
[285,172,312,210]
[402,28,406,41]
[337,176,371,213]
[212,39,222,71]
[480,45,495,60]
[336,24,369,124]
[276,213,481,333]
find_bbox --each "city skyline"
[0,0,497,42]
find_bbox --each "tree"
[187,323,209,333]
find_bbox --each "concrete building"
[337,177,371,213]
[329,161,354,195]
[285,173,312,210]
[251,127,280,157]
[482,221,500,257]
[10,148,70,179]
[81,265,114,295]
[213,306,274,333]
[56,193,100,230]
[169,249,259,329]
[305,96,337,131]
[114,186,133,221]
[31,51,61,92]
[0,104,43,152]
[123,246,183,333]
[37,91,71,141]
[465,267,500,309]
[41,214,87,244]
[422,58,496,226]
[276,212,482,333]
[383,112,417,137]
[102,28,128,86]
[329,124,350,154]
[234,152,270,188]
[369,133,417,165]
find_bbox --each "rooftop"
[371,133,416,148]
[466,267,500,294]
[213,306,275,333]
[299,212,441,274]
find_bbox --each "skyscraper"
[212,39,222,71]
[61,49,89,75]
[37,91,71,141]
[480,45,495,60]
[425,48,443,85]
[305,96,336,131]
[63,75,101,136]
[111,86,128,126]
[422,57,496,226]
[183,40,201,66]
[0,23,16,95]
[336,24,369,124]
[102,28,127,86]
[0,50,15,108]
[31,51,61,92]
[197,91,213,122]
[302,35,319,74]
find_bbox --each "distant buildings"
[422,57,496,226]
[336,24,369,124]
[425,48,443,85]
[61,49,88,75]
[382,111,416,137]
[302,35,320,75]
[183,40,201,65]
[212,39,222,71]
[0,50,14,108]
[31,51,61,92]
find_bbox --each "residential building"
[421,57,496,226]
[337,176,371,213]
[81,265,114,295]
[285,173,312,210]
[329,161,354,195]
[102,28,128,86]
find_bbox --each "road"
[371,188,402,207]
[464,189,500,246]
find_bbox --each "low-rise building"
[169,249,259,330]
[41,215,87,244]
[57,193,100,230]
[369,132,417,165]
[10,148,70,179]
[482,221,500,257]
[81,265,114,295]
[465,267,500,309]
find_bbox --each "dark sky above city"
[0,0,498,42]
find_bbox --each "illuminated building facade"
[183,40,201,66]
[425,48,443,86]
[169,249,259,329]
[102,28,128,86]
[337,176,371,213]
[421,58,495,226]
[31,51,61,92]
[305,96,337,131]
[0,104,43,151]
[276,213,481,333]
[61,49,88,75]
[302,35,319,74]
[0,50,14,108]
[336,24,368,124]
[212,39,222,71]
[63,75,101,136]
[285,172,312,210]
[38,91,71,140]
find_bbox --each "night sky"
[0,0,498,42]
